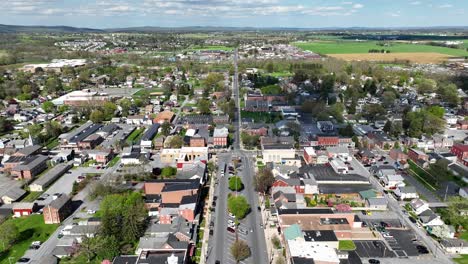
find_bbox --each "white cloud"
[352,3,364,9]
[410,1,421,5]
[438,4,453,8]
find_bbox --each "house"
[366,132,395,149]
[381,174,405,190]
[317,121,334,133]
[243,123,269,136]
[419,209,445,227]
[12,202,36,217]
[262,144,296,164]
[126,115,152,125]
[77,134,103,150]
[189,134,205,147]
[303,147,316,165]
[1,187,26,204]
[394,186,419,200]
[451,144,468,162]
[11,155,48,180]
[389,149,407,162]
[43,194,72,224]
[410,199,430,215]
[59,122,102,151]
[365,197,388,210]
[213,126,229,147]
[440,239,468,254]
[29,163,72,192]
[121,147,146,165]
[84,149,113,164]
[315,136,339,147]
[153,110,175,124]
[408,148,429,163]
[212,115,229,125]
[12,145,42,157]
[140,124,160,150]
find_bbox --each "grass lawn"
[460,231,468,241]
[107,156,121,167]
[126,128,144,144]
[269,71,293,78]
[293,40,468,56]
[0,215,58,264]
[454,255,468,264]
[338,240,357,251]
[21,191,43,202]
[45,138,59,150]
[407,160,438,191]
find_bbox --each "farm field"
[293,40,468,57]
[329,52,452,64]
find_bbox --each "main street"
[207,49,268,264]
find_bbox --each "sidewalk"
[200,156,217,263]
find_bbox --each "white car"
[228,220,235,226]
[228,212,235,218]
[87,210,96,214]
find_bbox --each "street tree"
[42,101,55,113]
[231,240,251,263]
[228,176,244,191]
[167,135,184,148]
[227,195,250,219]
[160,122,172,136]
[255,168,275,194]
[90,109,105,123]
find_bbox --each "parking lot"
[355,240,396,258]
[386,230,423,257]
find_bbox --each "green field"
[0,215,58,264]
[294,41,468,56]
[454,255,468,264]
[338,240,357,251]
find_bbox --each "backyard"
[0,215,58,264]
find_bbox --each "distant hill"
[0,24,103,33]
[1,24,468,34]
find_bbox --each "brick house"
[153,110,175,124]
[451,144,468,161]
[43,194,72,224]
[389,149,408,162]
[189,135,205,147]
[12,202,36,217]
[303,147,316,165]
[243,124,269,137]
[408,148,429,163]
[317,136,339,147]
[11,155,48,180]
[366,132,395,149]
[213,127,229,147]
[77,134,103,150]
[85,149,113,164]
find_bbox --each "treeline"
[368,49,391,53]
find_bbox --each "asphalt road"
[353,157,452,264]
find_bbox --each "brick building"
[43,194,72,224]
[451,144,468,161]
[11,155,48,180]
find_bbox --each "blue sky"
[0,0,466,28]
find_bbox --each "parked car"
[368,259,380,264]
[227,227,235,233]
[17,258,30,263]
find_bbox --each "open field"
[0,215,58,264]
[329,52,452,64]
[294,41,468,57]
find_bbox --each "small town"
[0,1,468,264]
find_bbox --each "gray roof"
[16,145,42,156]
[138,233,189,251]
[12,155,48,171]
[48,193,70,209]
[213,127,229,137]
[366,197,388,206]
[30,163,72,188]
[2,187,26,200]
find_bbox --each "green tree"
[42,101,55,113]
[0,221,19,250]
[383,120,392,133]
[427,106,445,119]
[198,99,211,114]
[160,122,172,136]
[44,77,63,94]
[103,102,117,120]
[167,135,184,148]
[254,168,275,194]
[231,240,251,263]
[229,176,244,191]
[227,195,250,219]
[0,117,12,133]
[266,62,274,73]
[417,78,437,94]
[438,83,460,106]
[446,197,468,230]
[70,79,81,90]
[382,91,396,107]
[90,109,105,123]
[204,73,224,91]
[161,167,177,178]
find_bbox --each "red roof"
[453,144,468,152]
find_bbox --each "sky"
[0,0,466,29]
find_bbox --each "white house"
[419,209,445,227]
[441,239,468,254]
[382,174,405,189]
[394,186,419,200]
[366,197,388,210]
[410,199,430,215]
